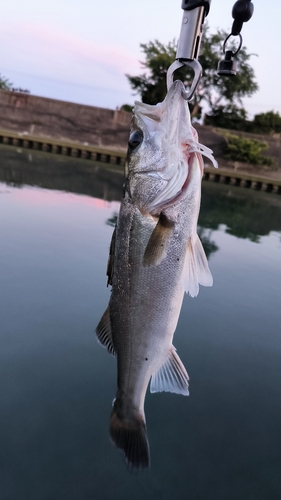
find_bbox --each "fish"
[95,80,217,469]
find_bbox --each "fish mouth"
[133,81,187,141]
[130,80,216,215]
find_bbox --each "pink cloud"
[0,22,141,79]
[10,185,120,211]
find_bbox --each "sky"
[0,0,280,118]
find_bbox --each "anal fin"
[150,346,189,396]
[95,307,115,356]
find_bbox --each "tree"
[0,73,13,90]
[126,40,180,106]
[126,26,258,120]
[222,133,274,166]
[251,111,281,134]
[204,103,248,129]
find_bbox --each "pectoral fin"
[150,346,189,396]
[181,233,213,297]
[143,212,174,267]
[95,307,115,356]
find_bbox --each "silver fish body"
[96,81,217,469]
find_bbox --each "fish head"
[125,80,212,216]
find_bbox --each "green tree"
[223,133,274,166]
[252,111,281,134]
[120,104,134,113]
[126,26,258,120]
[0,73,13,90]
[204,104,248,129]
[126,40,180,106]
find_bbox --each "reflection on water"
[106,212,119,227]
[197,226,219,259]
[0,145,124,201]
[0,146,281,499]
[1,146,280,243]
[200,181,281,242]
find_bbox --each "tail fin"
[109,403,150,470]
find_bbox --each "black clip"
[217,0,254,77]
[217,33,242,76]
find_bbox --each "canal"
[0,146,280,500]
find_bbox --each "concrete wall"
[0,90,280,170]
[0,90,132,151]
[0,89,229,158]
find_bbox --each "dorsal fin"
[150,346,189,395]
[143,212,174,267]
[106,227,116,286]
[95,307,115,356]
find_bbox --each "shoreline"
[0,127,280,194]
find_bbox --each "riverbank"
[1,89,280,185]
[1,134,280,195]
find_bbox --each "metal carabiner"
[166,59,202,101]
[166,1,211,101]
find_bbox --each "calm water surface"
[0,147,280,500]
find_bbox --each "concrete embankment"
[1,127,280,194]
[0,89,281,192]
[0,89,131,150]
[0,127,127,168]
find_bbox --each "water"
[0,147,280,500]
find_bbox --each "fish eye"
[128,130,143,150]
